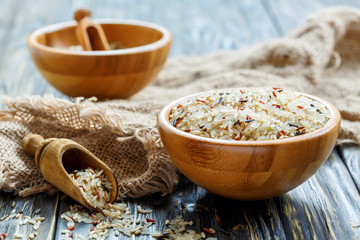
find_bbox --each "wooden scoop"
[22,133,118,212]
[74,8,110,51]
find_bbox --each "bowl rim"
[27,19,171,56]
[157,88,341,146]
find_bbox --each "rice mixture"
[70,168,112,209]
[169,88,330,141]
[63,168,210,239]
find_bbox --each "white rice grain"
[137,205,153,214]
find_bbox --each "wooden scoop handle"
[74,8,110,51]
[22,134,45,156]
[22,133,119,211]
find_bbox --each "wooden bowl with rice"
[27,19,171,99]
[157,88,341,200]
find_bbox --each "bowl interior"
[34,21,165,50]
[159,89,341,145]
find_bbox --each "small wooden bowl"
[27,19,171,99]
[157,90,341,200]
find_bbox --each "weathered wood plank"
[2,151,358,240]
[338,144,360,192]
[1,0,360,240]
[273,150,360,239]
[263,0,360,34]
[0,0,73,103]
[262,0,325,35]
[52,150,360,240]
[87,0,279,57]
[0,193,59,239]
[189,150,360,240]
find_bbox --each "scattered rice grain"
[152,231,163,237]
[137,205,153,214]
[13,233,23,238]
[61,169,213,239]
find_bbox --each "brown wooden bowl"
[157,89,341,200]
[27,19,172,99]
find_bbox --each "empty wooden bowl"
[27,19,171,99]
[157,90,341,200]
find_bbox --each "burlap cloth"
[0,7,359,198]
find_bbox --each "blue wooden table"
[0,1,360,239]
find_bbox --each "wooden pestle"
[22,133,118,212]
[74,8,110,51]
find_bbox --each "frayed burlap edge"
[0,95,178,198]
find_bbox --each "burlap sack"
[0,7,359,198]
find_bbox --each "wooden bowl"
[27,19,171,99]
[157,90,341,200]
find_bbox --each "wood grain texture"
[86,0,279,57]
[338,144,360,192]
[22,134,118,212]
[74,8,111,51]
[0,0,279,101]
[0,0,359,239]
[0,193,58,240]
[27,19,171,99]
[157,90,341,200]
[263,0,360,34]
